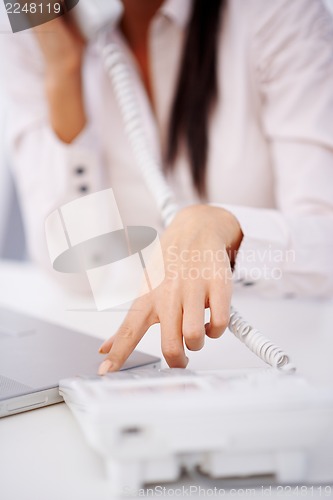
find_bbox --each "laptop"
[0,306,160,418]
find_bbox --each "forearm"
[45,66,86,143]
[33,17,86,143]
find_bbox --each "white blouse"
[0,0,333,297]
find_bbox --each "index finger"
[98,301,154,374]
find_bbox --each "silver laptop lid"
[0,307,160,403]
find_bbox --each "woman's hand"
[98,205,243,374]
[34,16,86,143]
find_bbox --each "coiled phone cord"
[229,308,295,372]
[101,40,296,373]
[102,43,179,227]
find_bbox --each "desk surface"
[0,260,332,500]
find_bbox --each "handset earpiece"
[70,0,123,40]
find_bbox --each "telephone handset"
[71,1,295,372]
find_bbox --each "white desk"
[0,260,332,500]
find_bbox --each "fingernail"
[98,359,113,376]
[98,346,104,354]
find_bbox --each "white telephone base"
[59,369,333,496]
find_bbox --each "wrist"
[219,209,243,267]
[175,205,243,265]
[205,206,243,264]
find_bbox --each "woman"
[1,0,333,374]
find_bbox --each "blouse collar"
[159,0,193,29]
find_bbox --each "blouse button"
[243,281,255,287]
[75,166,85,175]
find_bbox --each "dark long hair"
[166,0,225,197]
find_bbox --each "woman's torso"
[83,0,275,231]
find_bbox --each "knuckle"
[163,277,180,293]
[162,341,182,360]
[131,296,156,323]
[185,338,204,352]
[214,313,229,331]
[118,324,135,340]
[183,327,204,343]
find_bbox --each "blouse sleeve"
[222,0,333,297]
[0,30,105,269]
